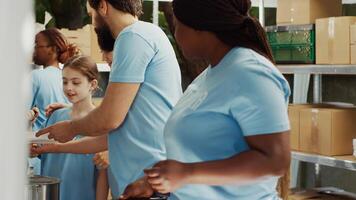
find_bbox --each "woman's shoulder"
[223,48,277,77]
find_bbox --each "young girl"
[36,27,117,198]
[35,55,109,200]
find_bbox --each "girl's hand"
[45,103,69,117]
[144,160,192,194]
[27,107,40,122]
[93,151,109,170]
[30,143,60,155]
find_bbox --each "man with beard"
[29,28,78,174]
[36,0,182,198]
[96,23,115,67]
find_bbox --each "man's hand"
[36,120,76,143]
[119,177,154,199]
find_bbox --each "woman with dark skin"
[121,0,291,199]
[31,28,78,131]
[29,28,78,175]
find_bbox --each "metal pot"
[25,175,60,200]
[127,192,169,200]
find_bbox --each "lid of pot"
[28,175,60,185]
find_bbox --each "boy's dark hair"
[88,0,143,17]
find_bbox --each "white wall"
[0,1,34,199]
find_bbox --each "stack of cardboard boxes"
[276,0,356,65]
[273,0,343,64]
[60,25,103,63]
[277,0,342,25]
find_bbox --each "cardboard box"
[316,17,356,64]
[288,104,315,151]
[351,24,356,45]
[352,45,356,64]
[288,104,342,151]
[60,25,103,63]
[352,24,356,64]
[299,107,356,156]
[277,0,342,25]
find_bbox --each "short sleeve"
[109,32,156,83]
[43,108,68,128]
[30,70,40,108]
[229,65,290,136]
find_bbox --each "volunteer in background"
[31,28,76,131]
[122,0,291,199]
[36,0,182,198]
[29,28,77,174]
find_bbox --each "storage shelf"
[99,64,356,74]
[277,65,356,75]
[292,151,356,171]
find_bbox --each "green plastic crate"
[271,44,315,64]
[266,24,315,46]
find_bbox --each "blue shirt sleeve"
[42,108,68,128]
[229,64,290,136]
[30,70,40,109]
[109,32,156,83]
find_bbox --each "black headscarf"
[172,0,274,62]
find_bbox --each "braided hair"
[39,28,80,64]
[172,0,274,63]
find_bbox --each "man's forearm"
[71,106,114,137]
[58,135,108,154]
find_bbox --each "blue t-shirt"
[30,66,69,131]
[108,21,182,197]
[29,66,69,175]
[164,47,290,200]
[41,108,97,200]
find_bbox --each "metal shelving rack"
[255,0,356,191]
[278,64,356,174]
[277,65,356,75]
[292,152,356,172]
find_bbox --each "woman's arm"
[32,135,107,155]
[145,131,290,193]
[186,131,290,184]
